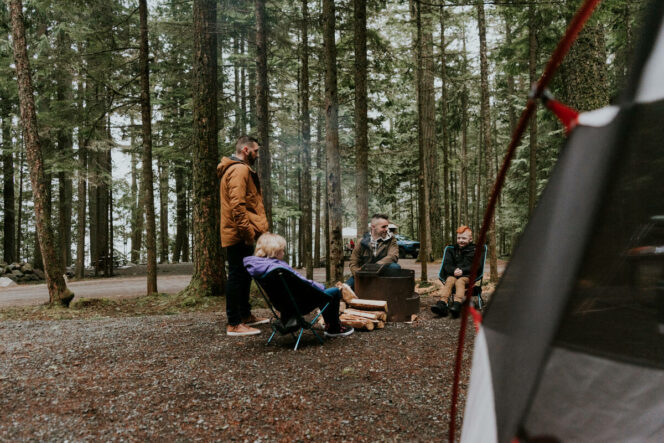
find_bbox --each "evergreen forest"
[0,0,644,304]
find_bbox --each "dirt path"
[0,259,505,308]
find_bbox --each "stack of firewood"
[338,283,388,331]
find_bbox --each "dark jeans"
[321,287,342,328]
[345,262,401,290]
[225,242,255,326]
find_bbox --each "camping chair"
[252,268,331,350]
[437,244,488,311]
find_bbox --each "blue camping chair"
[437,244,488,311]
[252,268,331,350]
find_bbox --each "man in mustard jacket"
[218,135,269,336]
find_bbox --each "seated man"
[431,225,476,319]
[243,233,353,338]
[346,213,400,290]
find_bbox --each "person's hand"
[454,268,462,277]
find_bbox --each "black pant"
[225,242,255,326]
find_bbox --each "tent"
[461,2,664,442]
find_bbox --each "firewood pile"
[338,283,387,331]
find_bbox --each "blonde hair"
[254,233,286,258]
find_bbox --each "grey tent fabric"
[462,2,664,442]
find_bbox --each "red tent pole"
[448,0,604,441]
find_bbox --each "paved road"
[0,275,192,308]
[0,259,505,308]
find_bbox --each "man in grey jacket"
[346,214,400,289]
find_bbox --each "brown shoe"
[227,323,261,336]
[242,314,269,326]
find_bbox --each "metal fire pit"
[355,265,419,322]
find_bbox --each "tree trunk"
[354,0,368,244]
[323,0,343,283]
[173,162,187,262]
[477,1,498,282]
[560,10,608,112]
[439,6,450,246]
[75,85,86,279]
[255,0,272,228]
[9,0,72,305]
[56,30,73,268]
[528,1,538,214]
[413,0,429,281]
[504,14,517,135]
[130,120,143,263]
[2,107,15,264]
[240,36,247,133]
[314,108,322,268]
[301,0,313,279]
[183,0,225,297]
[15,142,24,261]
[139,0,158,294]
[158,158,169,263]
[420,0,439,260]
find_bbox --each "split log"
[343,308,387,322]
[347,298,387,311]
[340,313,382,325]
[339,301,346,313]
[375,321,385,329]
[337,282,358,303]
[340,317,374,331]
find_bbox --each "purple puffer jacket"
[243,256,325,291]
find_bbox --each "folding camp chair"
[252,268,331,350]
[437,244,488,311]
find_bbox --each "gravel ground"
[0,296,475,441]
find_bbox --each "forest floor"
[0,258,505,309]
[0,283,479,441]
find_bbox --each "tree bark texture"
[301,0,313,279]
[413,0,429,281]
[139,0,158,294]
[9,0,72,305]
[323,0,343,283]
[158,158,169,263]
[314,108,322,268]
[477,1,498,282]
[255,0,272,228]
[439,7,451,246]
[184,0,225,297]
[560,12,608,112]
[354,0,369,243]
[420,1,440,260]
[56,30,73,267]
[173,162,187,262]
[2,108,15,264]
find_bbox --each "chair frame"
[437,244,488,311]
[252,268,330,350]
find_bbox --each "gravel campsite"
[0,293,474,441]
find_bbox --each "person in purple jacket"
[243,233,354,338]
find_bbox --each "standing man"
[218,135,270,336]
[346,214,400,290]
